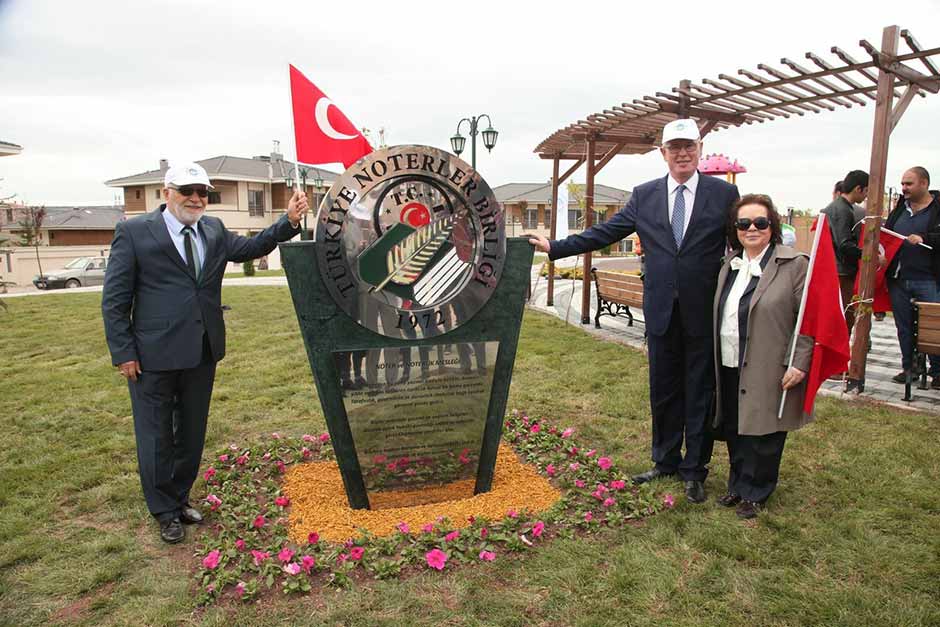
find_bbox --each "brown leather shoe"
[735,500,762,519]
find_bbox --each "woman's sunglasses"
[734,217,770,231]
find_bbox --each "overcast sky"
[2,0,939,210]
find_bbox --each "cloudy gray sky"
[2,0,939,210]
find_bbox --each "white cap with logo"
[164,162,214,189]
[661,119,701,145]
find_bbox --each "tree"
[18,205,46,281]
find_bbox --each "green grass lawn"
[1,288,938,626]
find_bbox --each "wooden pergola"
[536,25,940,391]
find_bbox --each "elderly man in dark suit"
[529,119,739,503]
[102,161,308,543]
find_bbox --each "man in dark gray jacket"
[102,161,308,543]
[820,170,869,334]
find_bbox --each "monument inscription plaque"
[281,145,532,509]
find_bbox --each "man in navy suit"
[530,119,739,503]
[102,162,308,542]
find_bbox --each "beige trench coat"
[712,245,816,436]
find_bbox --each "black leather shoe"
[684,480,706,503]
[736,500,762,519]
[716,492,741,507]
[180,504,204,525]
[931,376,940,390]
[160,518,184,543]
[892,370,911,384]
[631,468,676,484]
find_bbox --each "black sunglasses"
[172,185,209,198]
[734,217,771,231]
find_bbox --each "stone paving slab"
[529,269,940,415]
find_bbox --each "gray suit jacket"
[102,206,300,371]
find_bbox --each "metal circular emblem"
[315,145,506,339]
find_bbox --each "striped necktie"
[671,184,687,247]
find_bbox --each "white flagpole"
[287,65,301,193]
[778,214,826,418]
[881,226,933,249]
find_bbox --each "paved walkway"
[528,265,940,415]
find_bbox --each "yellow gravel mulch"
[283,444,561,543]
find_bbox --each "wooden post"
[848,25,900,388]
[547,156,560,306]
[580,136,596,324]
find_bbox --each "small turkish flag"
[289,64,372,169]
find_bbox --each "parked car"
[33,256,108,289]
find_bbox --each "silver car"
[33,256,108,289]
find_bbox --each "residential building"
[0,205,124,246]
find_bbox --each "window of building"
[568,209,582,230]
[248,190,265,216]
[5,208,12,222]
[208,191,222,204]
[155,189,161,199]
[544,207,552,228]
[135,190,141,200]
[523,207,538,229]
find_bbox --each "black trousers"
[128,335,216,521]
[720,366,788,503]
[646,300,715,481]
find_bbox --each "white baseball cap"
[164,162,214,189]
[661,119,700,145]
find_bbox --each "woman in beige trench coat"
[712,194,815,519]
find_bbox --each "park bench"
[591,268,644,329]
[905,301,940,401]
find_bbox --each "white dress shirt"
[720,245,770,368]
[666,171,699,240]
[162,208,205,273]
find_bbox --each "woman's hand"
[781,367,806,390]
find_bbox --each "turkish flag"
[853,225,904,313]
[289,65,372,169]
[799,215,851,415]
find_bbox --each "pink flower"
[532,521,545,538]
[301,447,312,459]
[202,549,221,570]
[603,497,616,507]
[421,523,435,533]
[218,454,229,463]
[235,538,246,551]
[283,562,301,576]
[318,433,330,443]
[586,449,596,458]
[373,454,387,464]
[575,479,586,488]
[252,515,266,529]
[262,452,271,461]
[275,460,286,473]
[307,532,320,545]
[479,550,496,562]
[584,511,594,522]
[301,555,316,573]
[444,530,459,542]
[349,547,364,560]
[386,462,397,472]
[506,509,518,519]
[251,550,270,566]
[546,464,556,477]
[425,549,448,570]
[271,432,281,440]
[205,494,222,511]
[663,493,675,508]
[610,480,626,490]
[236,455,248,466]
[598,457,612,470]
[275,496,290,508]
[337,553,348,564]
[206,583,216,594]
[561,427,575,438]
[405,468,416,476]
[568,446,579,457]
[235,582,246,598]
[480,527,488,539]
[278,547,295,563]
[530,423,541,434]
[396,522,411,534]
[592,489,605,500]
[569,462,580,472]
[203,467,216,481]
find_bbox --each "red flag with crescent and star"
[289,65,372,168]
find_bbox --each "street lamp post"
[450,114,498,170]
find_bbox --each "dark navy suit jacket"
[102,206,300,371]
[550,173,739,337]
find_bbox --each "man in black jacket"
[884,167,940,387]
[102,161,308,543]
[820,170,868,334]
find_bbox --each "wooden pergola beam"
[891,85,919,132]
[901,29,940,76]
[804,51,877,101]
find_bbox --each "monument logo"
[315,145,506,339]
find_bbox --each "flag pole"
[287,65,301,193]
[778,214,826,418]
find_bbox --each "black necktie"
[182,226,199,279]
